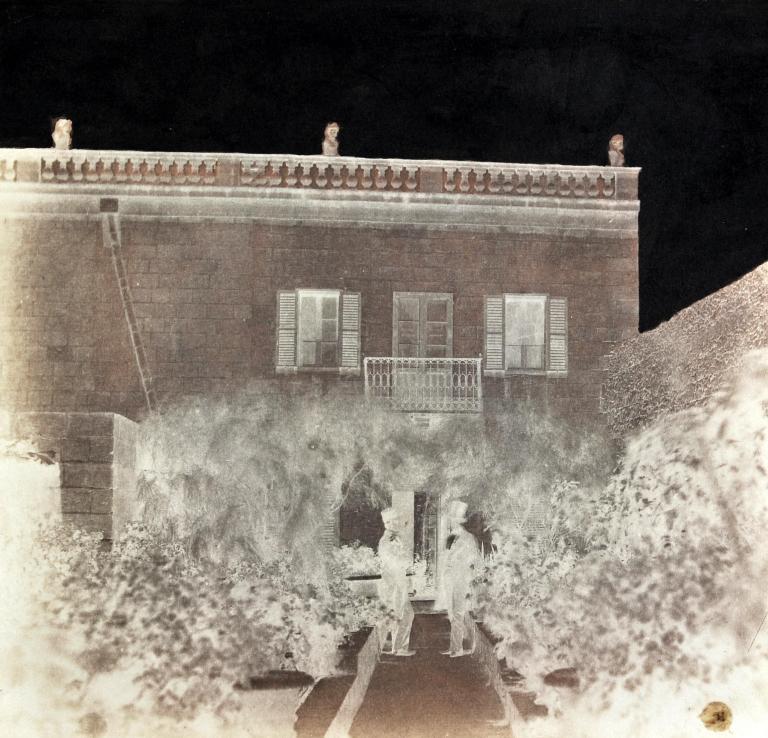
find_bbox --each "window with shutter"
[276,288,361,373]
[484,293,568,376]
[504,294,546,370]
[298,290,339,367]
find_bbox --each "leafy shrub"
[0,442,83,738]
[28,520,355,736]
[330,543,382,577]
[477,351,768,736]
[135,393,422,579]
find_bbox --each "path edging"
[324,624,383,738]
[471,619,524,737]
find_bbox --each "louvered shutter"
[340,291,361,369]
[484,296,504,371]
[547,297,568,373]
[276,290,297,367]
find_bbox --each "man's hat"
[381,507,400,525]
[447,499,468,522]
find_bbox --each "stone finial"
[608,134,624,167]
[322,121,340,156]
[52,118,73,150]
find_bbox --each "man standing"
[440,500,481,657]
[378,507,416,656]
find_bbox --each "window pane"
[320,341,337,366]
[426,323,447,344]
[299,294,321,340]
[321,296,337,319]
[524,345,544,369]
[398,298,419,322]
[505,295,546,369]
[425,345,447,358]
[398,321,419,343]
[297,290,339,367]
[426,300,447,322]
[321,318,337,342]
[506,344,522,368]
[301,341,317,366]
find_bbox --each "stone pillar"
[12,412,138,540]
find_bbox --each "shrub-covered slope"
[603,260,768,436]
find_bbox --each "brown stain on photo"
[699,701,732,732]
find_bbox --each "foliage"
[1,431,388,737]
[326,558,392,637]
[136,393,422,581]
[25,520,355,737]
[0,444,80,738]
[330,542,382,577]
[136,393,612,578]
[477,351,768,736]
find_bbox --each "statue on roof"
[608,134,625,167]
[52,118,73,150]
[322,122,340,156]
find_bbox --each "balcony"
[363,357,483,413]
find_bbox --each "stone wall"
[12,411,138,539]
[0,218,637,425]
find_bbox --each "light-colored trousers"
[449,610,475,653]
[389,598,415,653]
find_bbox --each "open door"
[412,491,440,599]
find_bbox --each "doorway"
[413,491,440,597]
[392,292,453,358]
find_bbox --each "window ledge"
[483,369,568,378]
[276,365,361,376]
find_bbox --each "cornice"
[0,148,640,236]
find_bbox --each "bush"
[477,351,768,736]
[26,520,357,736]
[135,393,422,580]
[0,441,82,738]
[330,543,382,577]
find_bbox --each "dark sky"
[1,0,767,331]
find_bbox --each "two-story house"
[0,145,639,596]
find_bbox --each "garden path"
[349,613,509,738]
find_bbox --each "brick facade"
[0,149,639,427]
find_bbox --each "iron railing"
[363,357,483,413]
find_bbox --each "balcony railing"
[363,357,482,413]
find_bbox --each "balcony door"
[392,292,453,358]
[391,293,453,408]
